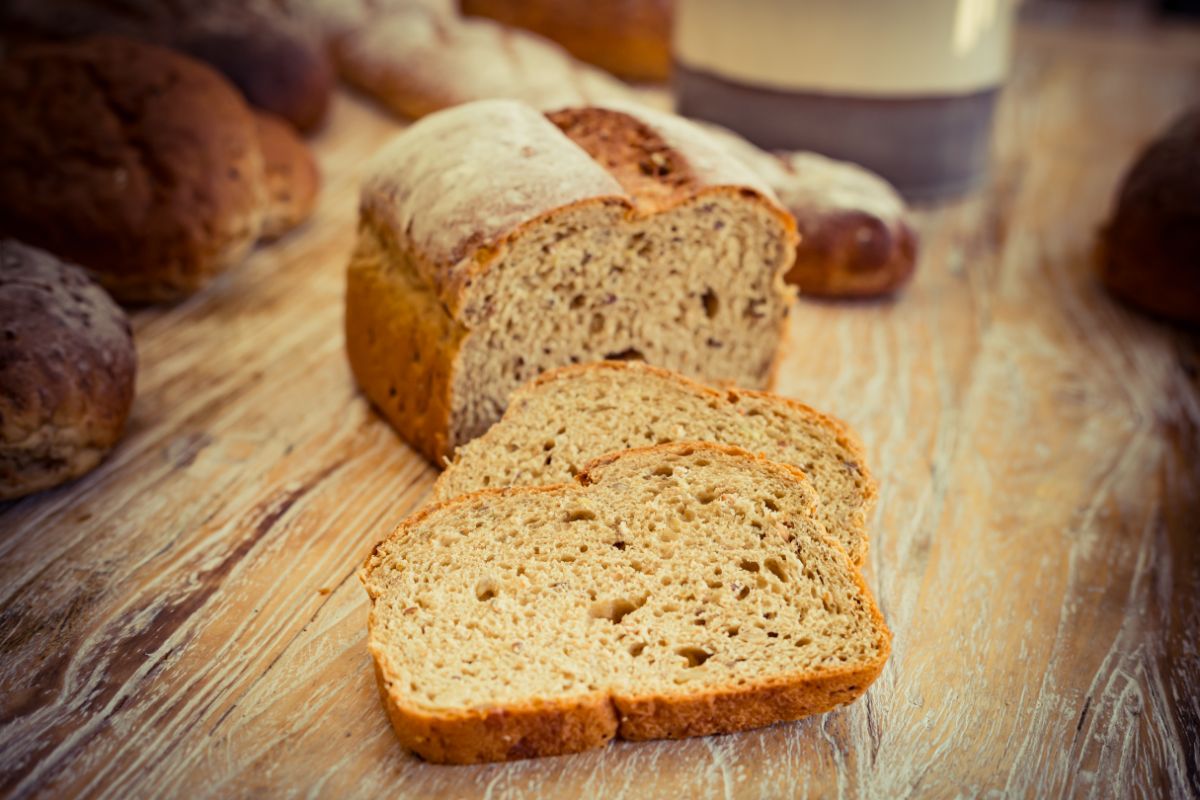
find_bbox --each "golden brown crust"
[372,657,619,763]
[0,240,137,500]
[254,112,321,241]
[0,36,266,304]
[365,442,891,763]
[344,220,465,464]
[787,211,919,298]
[460,0,671,82]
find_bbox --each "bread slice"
[363,442,891,764]
[436,361,876,565]
[344,99,797,464]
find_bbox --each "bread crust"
[0,36,266,303]
[363,442,891,763]
[346,100,796,462]
[0,240,137,500]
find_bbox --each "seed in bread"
[0,36,266,304]
[345,99,797,463]
[363,442,891,763]
[0,240,137,501]
[437,361,876,564]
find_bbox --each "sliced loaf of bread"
[363,442,891,763]
[435,361,876,565]
[344,99,797,464]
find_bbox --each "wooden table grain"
[2,8,1198,799]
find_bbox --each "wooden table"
[2,6,1198,798]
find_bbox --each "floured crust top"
[359,99,796,319]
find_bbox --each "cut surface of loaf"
[363,442,891,763]
[345,99,797,463]
[436,361,875,564]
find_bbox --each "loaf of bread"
[345,99,797,463]
[0,37,267,304]
[0,240,137,500]
[331,1,637,119]
[363,442,891,763]
[254,112,321,241]
[1098,107,1200,325]
[437,361,875,564]
[460,0,672,82]
[0,0,333,132]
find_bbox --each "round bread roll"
[0,0,333,132]
[254,112,321,241]
[1099,108,1200,325]
[0,240,137,501]
[776,153,919,298]
[0,36,267,304]
[460,0,671,82]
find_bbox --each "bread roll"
[460,0,672,82]
[0,240,137,501]
[0,37,266,304]
[1099,107,1200,325]
[255,112,321,241]
[0,0,333,132]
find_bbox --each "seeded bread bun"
[0,240,137,501]
[0,36,267,304]
[1099,107,1200,325]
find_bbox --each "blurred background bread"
[0,0,333,132]
[0,240,137,501]
[1098,107,1200,325]
[255,112,322,241]
[0,37,268,304]
[459,0,671,82]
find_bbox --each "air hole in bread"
[764,498,780,512]
[795,636,812,647]
[565,508,597,522]
[653,465,674,477]
[475,578,499,601]
[628,641,646,657]
[677,646,711,668]
[697,489,717,504]
[701,288,719,318]
[570,294,585,310]
[604,347,644,362]
[735,584,750,600]
[766,632,779,639]
[764,557,788,583]
[739,559,760,573]
[725,626,740,637]
[589,596,644,624]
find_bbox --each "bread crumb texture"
[363,443,890,763]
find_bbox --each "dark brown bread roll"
[1099,108,1200,325]
[460,0,671,82]
[0,0,333,132]
[0,240,137,501]
[255,112,322,241]
[0,36,267,304]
